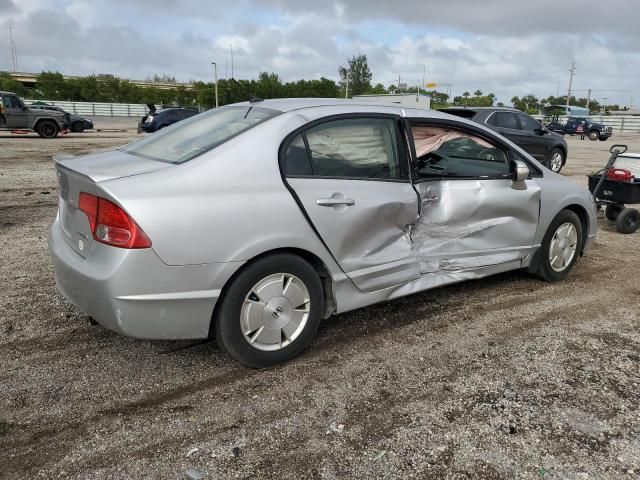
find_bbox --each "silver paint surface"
[48,98,597,340]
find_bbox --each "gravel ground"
[1,128,639,479]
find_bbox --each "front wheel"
[588,131,599,141]
[36,120,59,138]
[548,148,565,173]
[536,210,583,282]
[214,254,324,368]
[616,208,640,234]
[71,121,85,133]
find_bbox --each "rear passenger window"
[283,134,313,176]
[488,112,518,129]
[304,118,403,179]
[518,114,541,131]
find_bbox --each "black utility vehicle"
[440,107,568,173]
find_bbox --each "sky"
[1,0,639,106]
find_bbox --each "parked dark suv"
[138,107,198,133]
[440,107,568,173]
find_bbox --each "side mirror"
[534,127,547,135]
[511,159,529,183]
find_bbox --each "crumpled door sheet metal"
[412,179,541,275]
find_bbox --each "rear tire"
[36,120,59,138]
[605,204,624,221]
[616,208,640,234]
[536,210,582,282]
[214,254,324,368]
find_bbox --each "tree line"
[0,54,624,113]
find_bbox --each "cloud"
[0,0,638,106]
[0,0,16,13]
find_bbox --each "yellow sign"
[425,82,437,88]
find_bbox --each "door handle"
[317,197,355,207]
[422,196,440,204]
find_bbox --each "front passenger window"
[412,125,508,179]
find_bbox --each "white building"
[352,93,431,110]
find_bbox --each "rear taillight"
[78,192,152,249]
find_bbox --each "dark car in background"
[138,107,198,133]
[440,107,568,173]
[28,104,93,132]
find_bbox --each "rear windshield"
[121,106,280,164]
[440,108,476,119]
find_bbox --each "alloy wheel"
[548,222,578,272]
[550,152,563,172]
[240,273,311,351]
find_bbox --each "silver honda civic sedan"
[49,98,597,367]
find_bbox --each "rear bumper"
[48,216,243,340]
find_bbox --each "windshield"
[121,105,280,164]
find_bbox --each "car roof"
[229,98,465,120]
[440,106,520,113]
[0,91,17,95]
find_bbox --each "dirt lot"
[1,124,639,479]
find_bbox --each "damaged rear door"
[407,120,541,274]
[282,115,421,292]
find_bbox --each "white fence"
[533,114,640,133]
[24,99,148,117]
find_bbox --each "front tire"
[588,131,599,141]
[548,148,565,173]
[214,254,324,368]
[536,210,582,282]
[36,120,59,138]
[71,121,85,133]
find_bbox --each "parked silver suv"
[0,91,69,137]
[49,99,597,367]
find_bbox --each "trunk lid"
[54,149,170,257]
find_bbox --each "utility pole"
[586,88,591,111]
[398,74,401,90]
[229,44,234,79]
[602,97,608,114]
[565,62,575,113]
[9,25,18,72]
[211,62,218,108]
[225,58,228,79]
[345,72,349,99]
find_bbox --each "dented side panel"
[287,178,421,292]
[412,178,541,273]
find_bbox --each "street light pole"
[345,72,349,99]
[211,62,218,108]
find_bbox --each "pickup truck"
[0,91,69,138]
[547,116,612,141]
